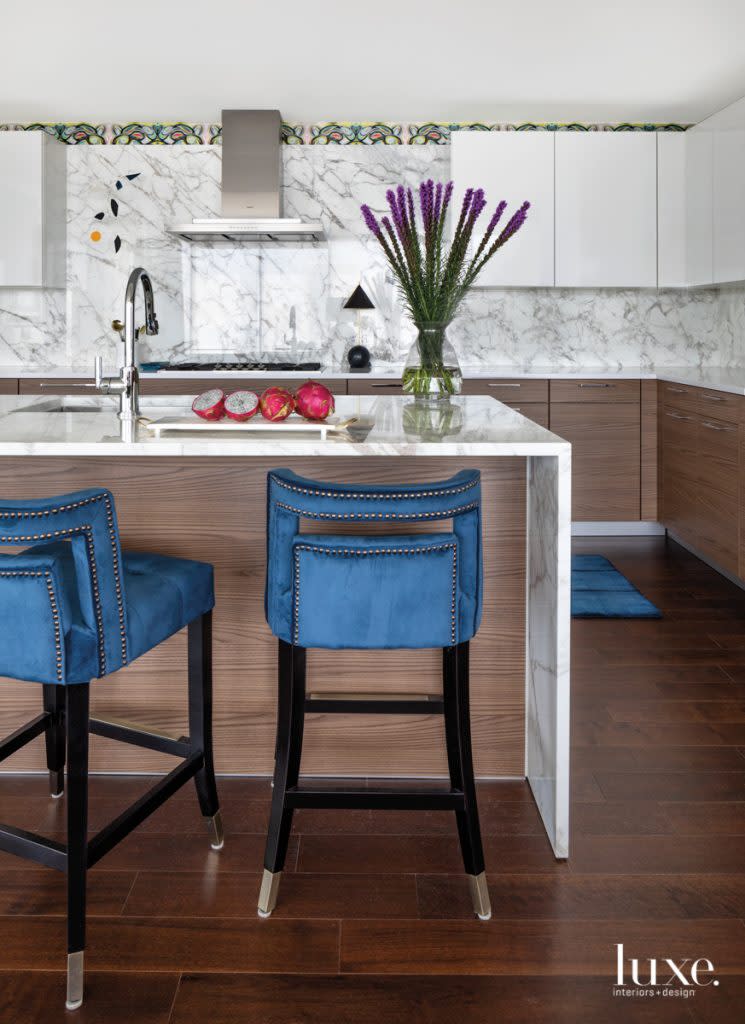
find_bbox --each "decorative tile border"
[0,121,689,145]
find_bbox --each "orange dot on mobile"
[90,230,101,242]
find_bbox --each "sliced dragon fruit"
[192,388,225,421]
[224,390,260,421]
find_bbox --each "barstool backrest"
[265,468,482,647]
[0,488,128,683]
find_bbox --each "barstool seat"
[259,468,491,922]
[0,488,222,1010]
[8,542,215,681]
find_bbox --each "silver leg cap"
[207,810,225,850]
[468,872,492,921]
[49,769,64,799]
[257,869,282,918]
[66,950,84,1010]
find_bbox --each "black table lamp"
[343,284,375,349]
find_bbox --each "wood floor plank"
[572,801,675,836]
[569,836,745,873]
[0,971,180,1024]
[596,772,745,802]
[661,803,745,836]
[296,835,566,875]
[0,916,340,973]
[169,973,699,1024]
[339,918,745,975]
[123,871,419,919]
[416,872,745,920]
[0,870,135,916]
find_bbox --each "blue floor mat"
[571,554,661,619]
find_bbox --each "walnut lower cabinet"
[659,382,742,578]
[549,380,641,521]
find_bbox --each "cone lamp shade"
[343,284,375,310]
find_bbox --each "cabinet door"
[657,133,687,288]
[712,96,745,284]
[697,414,740,574]
[555,132,657,287]
[0,134,44,286]
[451,131,554,286]
[685,126,714,286]
[0,133,65,288]
[549,402,641,520]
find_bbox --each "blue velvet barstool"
[258,467,491,921]
[0,487,222,1010]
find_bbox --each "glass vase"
[401,322,462,403]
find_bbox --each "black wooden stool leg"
[188,611,223,850]
[258,640,306,917]
[65,683,89,1010]
[43,684,66,798]
[443,641,491,921]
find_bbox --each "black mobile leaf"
[125,173,141,181]
[110,199,119,217]
[94,212,104,220]
[115,180,123,191]
[114,235,122,253]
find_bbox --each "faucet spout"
[93,267,159,425]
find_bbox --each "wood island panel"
[0,456,526,779]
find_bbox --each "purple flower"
[486,200,508,234]
[361,204,382,238]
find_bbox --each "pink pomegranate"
[259,386,295,422]
[192,388,225,421]
[294,380,335,421]
[224,390,260,422]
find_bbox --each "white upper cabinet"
[555,132,657,288]
[685,123,713,286]
[0,132,66,288]
[657,133,687,288]
[711,96,745,284]
[451,131,554,287]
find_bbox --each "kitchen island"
[0,393,570,857]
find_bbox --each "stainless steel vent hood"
[168,110,324,242]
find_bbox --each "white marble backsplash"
[0,144,743,371]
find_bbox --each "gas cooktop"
[152,361,322,373]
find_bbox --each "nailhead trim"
[271,475,478,501]
[276,500,479,521]
[0,570,63,682]
[292,541,458,645]
[0,490,128,675]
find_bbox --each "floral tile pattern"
[0,121,690,144]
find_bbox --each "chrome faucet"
[94,267,159,421]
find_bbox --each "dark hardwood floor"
[1,536,745,1022]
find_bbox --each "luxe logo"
[613,944,719,1000]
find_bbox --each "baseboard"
[666,530,745,592]
[572,521,666,537]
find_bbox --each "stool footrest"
[305,697,444,715]
[87,753,203,867]
[285,786,465,811]
[90,716,191,758]
[0,823,67,871]
[0,713,50,765]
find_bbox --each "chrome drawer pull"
[371,383,402,389]
[702,420,737,431]
[487,382,521,388]
[701,393,725,401]
[578,382,616,388]
[665,411,692,420]
[666,386,688,393]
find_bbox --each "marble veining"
[6,145,744,373]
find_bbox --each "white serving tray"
[144,414,356,440]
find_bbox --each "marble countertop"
[0,394,570,458]
[6,364,745,396]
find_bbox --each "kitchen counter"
[0,393,570,859]
[0,394,568,457]
[6,363,745,397]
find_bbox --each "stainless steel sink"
[12,398,112,414]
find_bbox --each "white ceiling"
[4,0,745,125]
